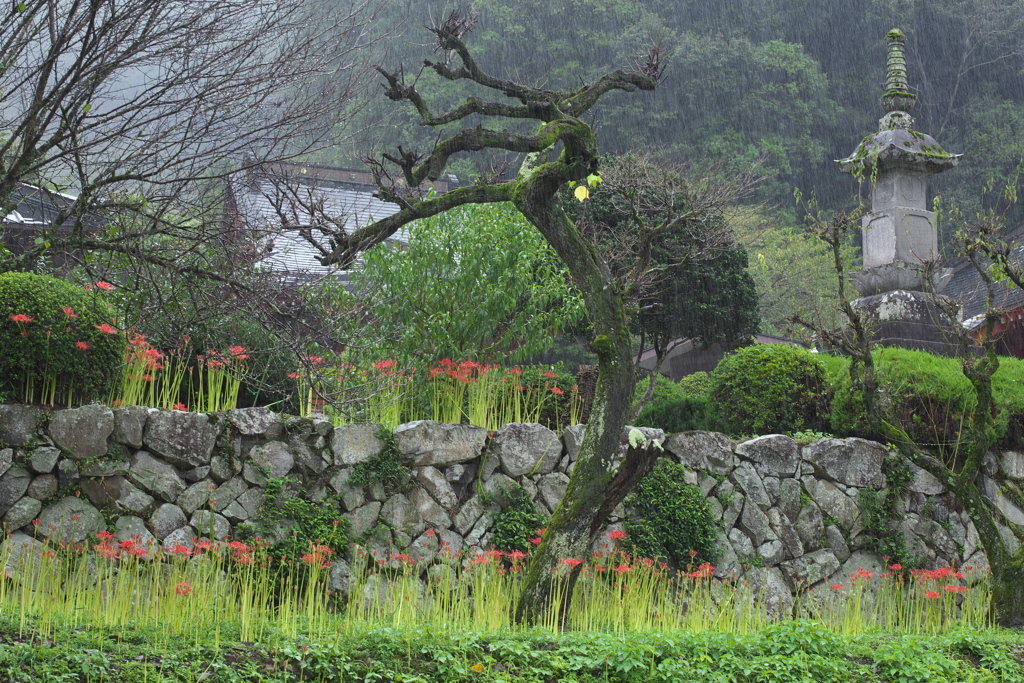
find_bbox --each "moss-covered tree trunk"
[309,14,664,626]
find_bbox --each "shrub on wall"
[0,272,121,405]
[709,343,829,436]
[624,458,719,566]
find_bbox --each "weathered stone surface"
[3,497,40,530]
[150,503,188,539]
[80,476,152,514]
[115,515,156,547]
[380,493,426,543]
[49,405,114,460]
[728,527,753,558]
[803,438,886,488]
[209,455,234,483]
[331,423,384,466]
[182,466,210,483]
[983,451,1000,477]
[778,478,802,523]
[454,497,484,537]
[394,421,488,467]
[0,468,32,517]
[248,441,294,479]
[143,411,218,468]
[26,474,58,501]
[0,449,11,480]
[408,531,440,564]
[795,502,824,552]
[409,487,451,532]
[767,507,803,560]
[415,467,458,509]
[56,459,79,490]
[824,525,851,563]
[112,406,148,449]
[1001,451,1024,480]
[664,431,735,475]
[78,457,129,477]
[748,567,793,620]
[731,462,771,510]
[739,499,773,546]
[177,479,214,515]
[989,489,1024,527]
[562,425,585,463]
[481,473,518,507]
[37,497,105,543]
[802,477,861,533]
[758,540,785,566]
[29,446,60,474]
[128,452,186,502]
[328,469,365,512]
[292,440,327,475]
[834,550,886,588]
[210,476,248,511]
[3,532,44,576]
[226,407,278,436]
[234,488,263,519]
[189,510,230,540]
[345,501,381,538]
[538,472,570,512]
[780,549,840,588]
[736,435,800,477]
[162,526,196,550]
[713,530,741,578]
[0,405,41,445]
[907,463,945,495]
[490,423,560,477]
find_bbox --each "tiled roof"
[229,175,405,277]
[945,235,1024,325]
[3,183,75,226]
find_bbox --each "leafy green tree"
[354,202,585,364]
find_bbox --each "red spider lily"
[425,528,436,537]
[75,341,91,351]
[543,371,558,379]
[507,550,527,562]
[550,386,564,396]
[945,584,968,594]
[889,563,903,571]
[9,314,34,324]
[690,562,715,579]
[925,590,941,599]
[529,536,543,546]
[61,307,78,318]
[559,558,583,568]
[570,385,578,391]
[613,564,631,574]
[95,530,114,541]
[175,582,193,596]
[374,359,397,371]
[608,529,627,542]
[850,567,873,581]
[171,544,192,557]
[172,403,186,411]
[95,281,115,291]
[95,323,117,334]
[509,367,523,376]
[830,583,844,591]
[287,371,302,379]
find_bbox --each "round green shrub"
[0,273,121,405]
[624,458,719,567]
[709,344,829,436]
[677,371,712,399]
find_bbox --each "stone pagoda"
[836,28,963,353]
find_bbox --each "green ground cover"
[1,618,1021,682]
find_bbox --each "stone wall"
[1,402,1020,600]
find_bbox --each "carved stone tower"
[836,29,963,352]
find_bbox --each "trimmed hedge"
[0,273,121,405]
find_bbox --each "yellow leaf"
[574,185,589,202]
[586,172,602,188]
[471,664,485,673]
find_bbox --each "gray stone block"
[49,405,114,460]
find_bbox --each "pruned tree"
[296,9,665,623]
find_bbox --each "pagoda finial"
[880,29,916,129]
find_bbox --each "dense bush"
[826,348,1024,450]
[677,371,712,398]
[709,344,829,436]
[633,376,712,433]
[491,484,548,553]
[624,458,719,566]
[0,273,121,405]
